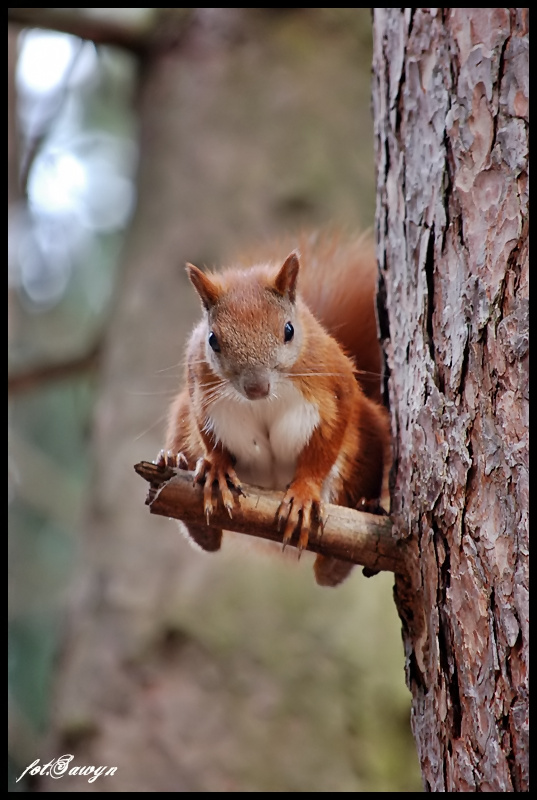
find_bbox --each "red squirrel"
[161,230,391,587]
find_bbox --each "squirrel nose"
[243,375,271,400]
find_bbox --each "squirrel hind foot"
[176,520,223,553]
[313,555,354,587]
[356,496,388,516]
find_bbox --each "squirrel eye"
[284,322,294,343]
[208,331,220,352]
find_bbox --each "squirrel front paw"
[277,479,323,554]
[148,450,190,503]
[193,454,242,523]
[155,449,189,470]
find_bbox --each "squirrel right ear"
[186,263,221,311]
[274,251,300,303]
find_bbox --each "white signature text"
[16,754,117,784]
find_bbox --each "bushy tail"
[296,229,382,404]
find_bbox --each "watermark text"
[16,754,117,784]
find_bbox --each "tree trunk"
[372,8,528,792]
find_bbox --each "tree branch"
[134,461,406,576]
[7,8,153,55]
[8,340,101,394]
[7,8,193,56]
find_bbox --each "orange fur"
[164,231,391,586]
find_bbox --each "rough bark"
[373,8,528,792]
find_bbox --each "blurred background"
[8,8,422,792]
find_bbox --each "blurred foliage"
[8,8,422,792]
[8,16,140,789]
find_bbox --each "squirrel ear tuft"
[186,263,221,310]
[274,251,300,303]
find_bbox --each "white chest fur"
[206,381,320,490]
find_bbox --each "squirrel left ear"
[186,263,221,311]
[274,251,300,303]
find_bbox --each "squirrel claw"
[277,496,295,548]
[177,452,189,470]
[155,450,166,467]
[282,514,299,550]
[278,487,322,555]
[194,456,241,524]
[155,450,189,470]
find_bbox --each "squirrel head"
[186,252,304,400]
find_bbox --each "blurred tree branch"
[135,461,405,576]
[7,8,192,55]
[8,340,101,395]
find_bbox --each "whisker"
[286,372,348,378]
[353,368,382,378]
[284,369,382,379]
[126,388,179,397]
[200,384,230,409]
[154,362,183,374]
[133,412,169,442]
